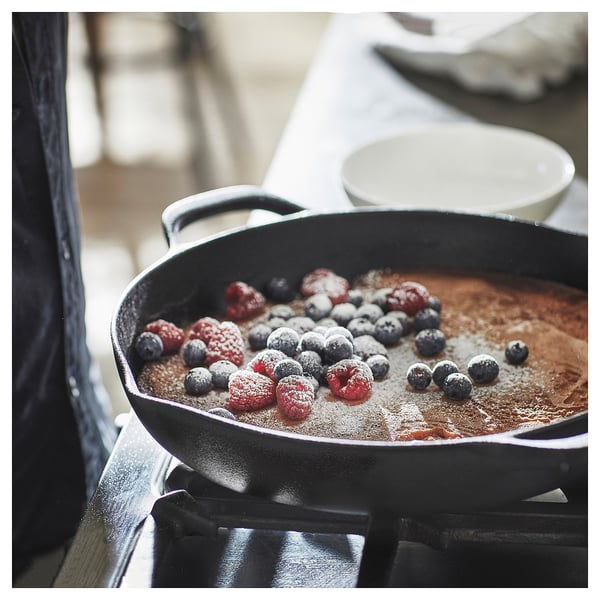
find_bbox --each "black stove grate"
[142,463,587,587]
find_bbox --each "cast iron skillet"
[111,185,587,516]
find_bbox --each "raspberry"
[206,321,245,366]
[144,319,184,354]
[189,317,220,343]
[248,349,287,381]
[276,375,315,420]
[326,359,374,401]
[300,268,349,305]
[228,370,276,411]
[225,281,266,321]
[386,281,430,316]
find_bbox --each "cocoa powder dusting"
[137,268,587,442]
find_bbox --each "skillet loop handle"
[162,185,307,249]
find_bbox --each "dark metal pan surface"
[112,186,587,515]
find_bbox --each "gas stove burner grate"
[140,463,587,588]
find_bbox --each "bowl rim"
[341,122,575,213]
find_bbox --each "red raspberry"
[386,281,430,316]
[144,319,184,354]
[225,281,266,321]
[189,316,220,343]
[247,349,288,381]
[276,375,315,420]
[206,321,245,366]
[228,370,276,411]
[300,268,349,305]
[326,359,374,401]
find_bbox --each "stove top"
[120,462,587,588]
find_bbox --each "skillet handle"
[162,185,307,249]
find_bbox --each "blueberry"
[304,293,333,321]
[366,354,390,380]
[415,328,446,357]
[330,302,357,326]
[413,308,441,332]
[267,326,300,356]
[303,374,321,394]
[207,407,237,420]
[248,323,273,350]
[386,311,411,335]
[324,326,354,343]
[353,335,387,360]
[347,289,364,307]
[374,315,403,346]
[406,362,433,390]
[269,304,295,320]
[346,317,376,338]
[296,350,323,380]
[267,317,287,330]
[442,372,472,401]
[355,303,384,323]
[505,340,529,365]
[265,277,295,302]
[468,354,500,384]
[371,288,392,310]
[432,360,459,388]
[316,318,338,330]
[135,331,163,361]
[184,367,212,395]
[324,334,354,364]
[300,331,326,355]
[182,339,207,367]
[273,358,304,381]
[209,360,238,389]
[427,295,442,313]
[286,316,316,335]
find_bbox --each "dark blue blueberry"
[413,308,441,332]
[386,311,411,335]
[182,339,207,367]
[371,288,392,310]
[374,315,403,346]
[353,335,388,361]
[269,304,295,320]
[415,328,446,357]
[324,326,354,343]
[355,303,384,323]
[316,318,338,329]
[300,331,326,355]
[296,350,323,380]
[207,407,237,420]
[304,293,333,321]
[209,360,238,389]
[366,354,390,380]
[324,334,354,364]
[267,317,287,330]
[505,340,529,365]
[273,358,304,381]
[135,331,163,361]
[432,360,459,388]
[286,316,316,335]
[442,372,472,401]
[184,367,212,395]
[347,289,364,307]
[406,362,433,390]
[303,374,320,394]
[346,317,376,338]
[248,323,273,350]
[267,326,300,356]
[265,277,295,302]
[330,302,357,326]
[468,354,500,384]
[427,295,442,313]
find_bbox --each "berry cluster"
[134,268,529,423]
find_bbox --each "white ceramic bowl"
[341,123,575,221]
